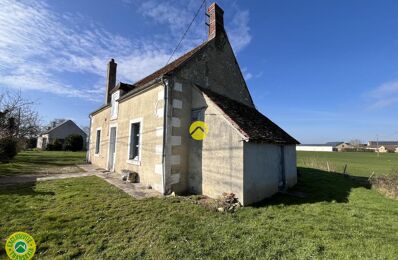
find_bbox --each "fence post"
[327,161,330,172]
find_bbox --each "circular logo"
[189,121,209,140]
[5,232,36,260]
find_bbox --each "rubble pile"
[217,192,242,213]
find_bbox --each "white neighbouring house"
[37,120,87,149]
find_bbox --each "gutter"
[86,115,92,163]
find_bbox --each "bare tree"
[349,139,362,148]
[0,90,41,139]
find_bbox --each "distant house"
[37,120,87,149]
[296,142,352,152]
[395,147,398,153]
[367,141,398,153]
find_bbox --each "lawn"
[0,151,397,259]
[0,150,86,176]
[297,151,398,177]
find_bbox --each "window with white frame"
[128,121,141,161]
[110,91,120,119]
[95,129,101,154]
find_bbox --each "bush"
[64,134,83,151]
[0,137,18,163]
[369,170,398,200]
[46,139,63,151]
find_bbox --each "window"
[95,129,101,154]
[110,91,120,119]
[129,122,141,161]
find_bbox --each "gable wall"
[176,34,254,108]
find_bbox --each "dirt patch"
[187,193,242,213]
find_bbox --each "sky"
[1,0,398,143]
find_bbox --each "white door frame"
[107,123,118,171]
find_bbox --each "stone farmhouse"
[88,3,299,205]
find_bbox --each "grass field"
[0,151,86,176]
[0,151,397,259]
[298,151,398,177]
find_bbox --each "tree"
[0,90,41,139]
[349,139,362,148]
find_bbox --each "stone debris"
[217,192,242,213]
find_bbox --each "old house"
[88,3,299,205]
[37,120,87,149]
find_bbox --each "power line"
[165,0,207,65]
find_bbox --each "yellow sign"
[5,232,36,260]
[189,121,209,140]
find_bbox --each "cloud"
[136,0,252,52]
[228,9,252,52]
[367,80,398,109]
[0,0,252,102]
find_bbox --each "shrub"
[46,139,63,151]
[0,137,18,163]
[64,134,83,151]
[369,170,398,200]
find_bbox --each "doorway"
[108,126,117,171]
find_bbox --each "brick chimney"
[105,58,117,105]
[207,3,224,40]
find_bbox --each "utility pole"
[376,134,379,158]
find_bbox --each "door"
[278,146,286,190]
[108,126,117,171]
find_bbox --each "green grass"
[0,150,86,176]
[298,151,398,177]
[0,172,397,259]
[0,151,397,259]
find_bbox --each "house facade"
[88,3,299,205]
[37,120,87,149]
[367,141,398,153]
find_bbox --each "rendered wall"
[188,87,245,201]
[296,146,334,152]
[243,143,280,205]
[89,84,165,192]
[243,143,297,205]
[284,145,298,188]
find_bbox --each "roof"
[133,41,210,89]
[110,82,136,94]
[199,87,299,145]
[91,40,211,116]
[368,141,398,146]
[42,120,86,136]
[42,120,70,134]
[325,142,344,147]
